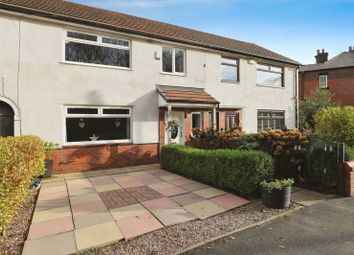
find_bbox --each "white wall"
[0,12,297,145]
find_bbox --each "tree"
[315,106,354,146]
[299,88,337,132]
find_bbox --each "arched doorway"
[0,101,14,137]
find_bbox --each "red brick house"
[299,48,354,106]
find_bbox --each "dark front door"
[0,101,14,137]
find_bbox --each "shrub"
[299,88,337,133]
[346,146,354,161]
[0,136,45,235]
[161,144,274,196]
[315,106,354,147]
[187,127,245,150]
[253,128,309,178]
[260,178,294,192]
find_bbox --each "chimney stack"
[349,46,354,53]
[315,49,328,64]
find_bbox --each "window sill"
[160,71,186,77]
[221,80,240,84]
[63,140,132,147]
[60,61,133,71]
[256,84,285,89]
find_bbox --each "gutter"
[0,3,299,67]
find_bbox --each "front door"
[0,101,14,137]
[165,111,184,145]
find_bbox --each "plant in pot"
[260,178,294,209]
[43,141,59,178]
[167,119,180,139]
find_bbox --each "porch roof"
[156,85,219,105]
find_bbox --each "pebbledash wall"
[0,11,297,173]
[299,67,354,106]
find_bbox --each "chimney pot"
[350,46,353,52]
[315,49,328,64]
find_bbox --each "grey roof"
[0,0,299,66]
[299,52,354,72]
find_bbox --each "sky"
[71,0,354,64]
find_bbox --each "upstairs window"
[319,75,328,88]
[221,57,239,82]
[65,31,130,68]
[257,64,284,87]
[64,106,132,144]
[162,47,185,74]
[257,110,285,131]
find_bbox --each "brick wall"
[342,161,354,197]
[52,143,159,174]
[300,67,354,106]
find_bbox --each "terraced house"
[0,0,299,173]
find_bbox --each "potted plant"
[43,142,59,178]
[167,119,180,139]
[260,178,294,209]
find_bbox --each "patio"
[22,164,249,255]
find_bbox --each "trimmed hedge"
[161,144,274,196]
[0,136,45,234]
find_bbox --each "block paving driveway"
[22,164,249,255]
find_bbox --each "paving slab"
[64,172,87,180]
[168,178,195,186]
[156,186,189,197]
[74,211,114,229]
[37,190,68,202]
[68,187,96,197]
[184,200,227,219]
[75,221,123,251]
[41,174,65,183]
[148,181,175,190]
[69,192,102,206]
[209,193,250,210]
[291,189,337,206]
[140,176,164,185]
[170,193,205,206]
[117,180,144,188]
[71,200,107,217]
[35,198,70,211]
[124,186,164,202]
[84,169,106,177]
[141,197,180,211]
[28,216,74,240]
[22,231,76,255]
[151,208,197,226]
[181,182,210,192]
[159,174,183,181]
[39,185,67,194]
[89,175,115,186]
[99,189,138,209]
[116,212,163,240]
[41,180,66,188]
[32,206,72,224]
[94,183,121,193]
[193,187,226,198]
[110,203,149,221]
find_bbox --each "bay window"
[257,110,285,131]
[64,106,132,144]
[64,31,131,68]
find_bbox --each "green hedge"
[0,136,45,234]
[161,144,274,196]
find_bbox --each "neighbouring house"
[299,48,354,106]
[0,0,299,173]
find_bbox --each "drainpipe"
[167,104,172,144]
[295,66,300,128]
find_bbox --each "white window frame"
[161,46,186,75]
[63,105,133,146]
[191,112,202,130]
[256,63,284,88]
[319,75,328,88]
[63,30,132,69]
